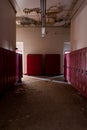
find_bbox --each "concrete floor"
[0,76,87,130]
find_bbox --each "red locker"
[16,53,23,83]
[69,53,71,83]
[18,54,23,79]
[0,47,23,94]
[27,54,42,76]
[70,52,73,85]
[72,52,75,86]
[1,48,7,91]
[0,48,4,93]
[85,48,87,97]
[64,47,87,98]
[4,49,8,90]
[81,48,86,95]
[75,51,79,90]
[78,49,82,91]
[66,53,70,82]
[45,54,60,75]
[11,51,16,85]
[64,54,67,81]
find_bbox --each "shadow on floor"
[0,76,87,130]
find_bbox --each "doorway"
[63,42,71,73]
[16,42,24,74]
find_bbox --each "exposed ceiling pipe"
[40,0,46,37]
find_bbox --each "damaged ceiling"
[15,0,78,27]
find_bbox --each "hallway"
[0,76,87,130]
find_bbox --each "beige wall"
[0,0,16,51]
[71,0,87,50]
[16,27,70,74]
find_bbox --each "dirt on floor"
[0,75,87,130]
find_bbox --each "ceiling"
[15,0,78,27]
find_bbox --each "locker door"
[19,54,23,78]
[2,49,7,91]
[64,54,67,81]
[16,53,22,83]
[68,53,70,82]
[73,52,76,87]
[70,53,73,85]
[45,54,60,75]
[72,53,74,86]
[74,51,77,88]
[81,48,86,95]
[85,48,87,96]
[76,51,79,90]
[0,49,3,93]
[27,54,42,76]
[78,50,82,91]
[66,53,70,82]
[69,53,71,83]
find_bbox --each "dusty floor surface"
[0,75,87,130]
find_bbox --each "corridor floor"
[0,76,87,130]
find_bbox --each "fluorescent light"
[41,27,45,37]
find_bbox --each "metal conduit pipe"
[40,0,46,37]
